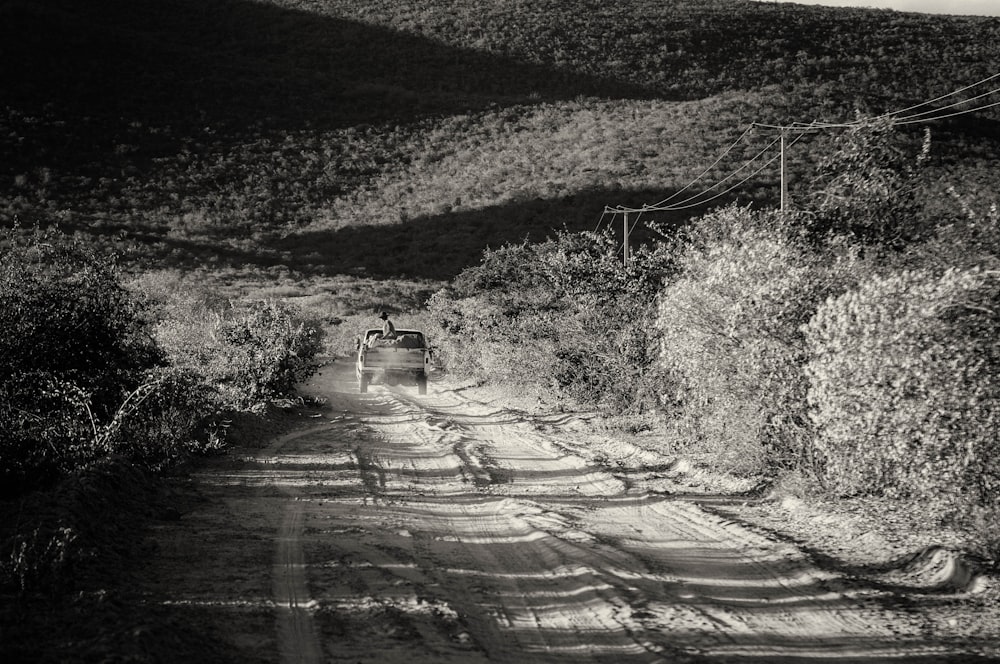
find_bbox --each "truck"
[355,328,432,395]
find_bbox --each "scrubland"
[3,0,1000,630]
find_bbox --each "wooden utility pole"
[780,130,788,213]
[622,211,630,266]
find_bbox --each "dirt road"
[137,362,999,663]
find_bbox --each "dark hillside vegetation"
[9,0,996,130]
[0,0,648,129]
[2,0,999,284]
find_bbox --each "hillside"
[2,0,999,291]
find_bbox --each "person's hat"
[379,311,389,319]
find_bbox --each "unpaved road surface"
[137,362,1000,663]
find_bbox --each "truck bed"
[361,345,426,370]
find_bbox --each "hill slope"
[2,0,998,284]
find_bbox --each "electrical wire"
[655,159,775,210]
[755,73,1000,132]
[636,131,806,213]
[879,71,1000,122]
[594,208,610,233]
[646,124,756,209]
[628,209,644,237]
[894,86,1000,124]
[607,140,782,216]
[641,135,781,212]
[606,74,998,222]
[653,134,804,212]
[896,96,1000,125]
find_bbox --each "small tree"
[655,205,869,474]
[806,116,931,246]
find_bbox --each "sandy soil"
[128,361,1000,663]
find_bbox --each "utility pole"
[780,130,788,214]
[622,211,630,267]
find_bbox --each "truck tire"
[417,374,427,395]
[359,373,369,393]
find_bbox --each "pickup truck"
[355,328,432,395]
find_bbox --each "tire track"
[367,376,973,662]
[273,499,323,664]
[361,388,679,661]
[262,427,329,664]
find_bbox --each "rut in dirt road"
[265,429,325,664]
[139,363,998,663]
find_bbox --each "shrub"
[0,227,163,494]
[0,374,95,496]
[425,229,673,412]
[212,300,325,408]
[425,289,559,387]
[655,205,869,475]
[805,117,931,246]
[104,367,223,470]
[148,284,325,410]
[0,459,157,601]
[1,526,78,600]
[0,228,162,417]
[913,191,1000,274]
[804,267,1000,515]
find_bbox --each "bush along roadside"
[143,285,326,412]
[423,120,1000,556]
[654,205,873,476]
[424,227,674,415]
[0,226,166,496]
[804,267,1000,519]
[0,225,324,603]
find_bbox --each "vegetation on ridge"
[2,0,998,282]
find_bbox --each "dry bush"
[804,267,1000,516]
[424,291,560,387]
[914,192,1000,274]
[0,228,163,494]
[655,205,869,476]
[425,229,672,412]
[148,292,325,410]
[805,117,931,246]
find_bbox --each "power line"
[607,134,782,214]
[594,208,611,233]
[657,136,782,210]
[610,74,1000,220]
[646,124,756,209]
[752,120,835,131]
[895,87,1000,124]
[880,71,1000,122]
[754,73,1000,132]
[604,72,1000,265]
[655,132,807,212]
